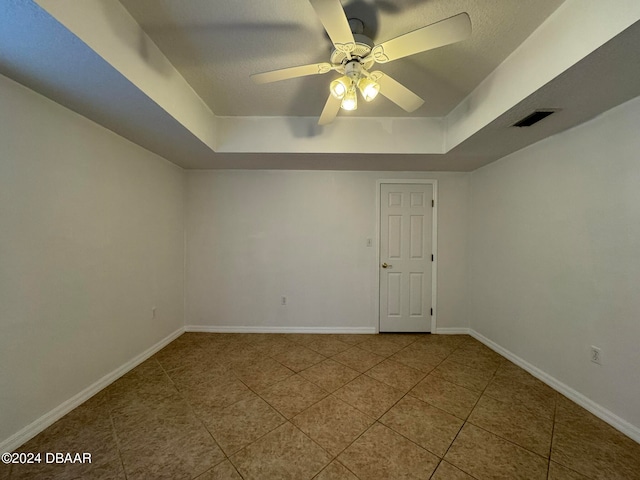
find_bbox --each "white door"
[379,183,433,332]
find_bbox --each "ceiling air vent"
[512,110,556,127]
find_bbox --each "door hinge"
[430,308,433,316]
[431,254,434,261]
[432,199,434,207]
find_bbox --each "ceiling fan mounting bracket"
[348,18,364,35]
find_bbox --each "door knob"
[382,262,392,268]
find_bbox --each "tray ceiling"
[1,0,639,170]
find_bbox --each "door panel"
[380,183,433,332]
[387,272,401,316]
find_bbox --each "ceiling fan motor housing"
[330,32,375,69]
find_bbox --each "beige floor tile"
[272,344,326,372]
[180,378,254,418]
[103,367,180,411]
[455,342,503,359]
[306,336,352,357]
[431,461,475,479]
[231,422,331,480]
[196,460,243,479]
[166,359,234,390]
[243,333,290,345]
[495,361,550,389]
[292,395,375,456]
[251,336,298,357]
[328,334,371,345]
[154,342,207,372]
[193,333,248,350]
[462,337,487,349]
[30,401,116,450]
[10,458,126,480]
[357,336,404,357]
[286,334,319,345]
[390,343,447,373]
[213,343,263,370]
[409,374,481,420]
[551,416,640,480]
[120,426,224,480]
[380,395,463,457]
[415,334,467,350]
[445,423,548,480]
[12,333,639,480]
[338,423,439,480]
[112,399,204,452]
[548,461,590,479]
[554,394,605,430]
[445,348,503,374]
[299,359,360,393]
[205,394,286,455]
[331,346,385,373]
[468,394,553,457]
[313,460,359,479]
[334,375,404,419]
[431,359,495,392]
[233,357,294,391]
[484,375,556,420]
[260,374,328,419]
[11,433,123,480]
[365,358,426,392]
[18,406,120,480]
[130,357,167,376]
[380,333,424,346]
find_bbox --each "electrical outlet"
[590,345,602,365]
[281,296,287,305]
[152,307,157,319]
[366,238,373,247]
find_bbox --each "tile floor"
[4,333,640,479]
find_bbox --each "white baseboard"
[469,329,640,443]
[0,327,185,453]
[185,325,377,334]
[434,328,470,335]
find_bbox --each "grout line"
[546,393,559,479]
[321,336,476,478]
[443,347,557,466]
[429,338,498,479]
[108,413,129,480]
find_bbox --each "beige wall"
[468,95,640,431]
[186,170,470,332]
[0,75,185,445]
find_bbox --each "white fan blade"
[372,72,424,112]
[251,62,333,84]
[318,94,341,125]
[309,0,356,54]
[370,13,471,64]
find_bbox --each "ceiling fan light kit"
[250,0,472,125]
[358,77,380,102]
[341,88,358,111]
[329,63,379,110]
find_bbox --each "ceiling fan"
[250,0,471,125]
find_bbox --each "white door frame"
[375,179,438,333]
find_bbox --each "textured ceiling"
[119,0,565,117]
